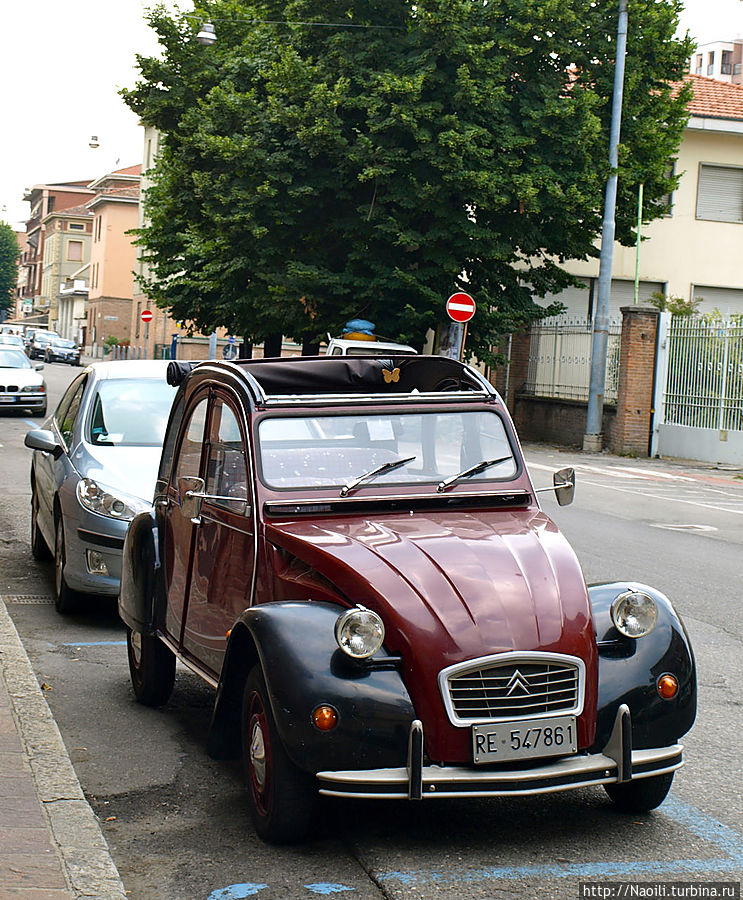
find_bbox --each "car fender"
[118,509,160,634]
[207,601,416,773]
[590,581,696,750]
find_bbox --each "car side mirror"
[24,429,63,460]
[34,363,44,371]
[178,476,205,523]
[553,467,575,506]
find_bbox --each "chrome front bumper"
[316,706,683,800]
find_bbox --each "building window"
[695,54,703,74]
[69,222,85,231]
[94,216,102,241]
[696,164,743,223]
[722,50,733,75]
[67,240,83,261]
[707,51,715,75]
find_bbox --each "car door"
[162,391,210,644]
[181,394,255,678]
[33,373,88,547]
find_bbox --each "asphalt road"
[1,361,742,900]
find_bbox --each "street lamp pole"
[584,0,629,452]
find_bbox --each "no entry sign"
[141,310,153,323]
[446,292,476,323]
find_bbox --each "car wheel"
[604,771,674,812]
[32,403,47,418]
[241,665,315,843]
[54,517,78,614]
[126,628,176,706]
[31,487,51,561]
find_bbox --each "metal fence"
[522,316,622,404]
[663,317,743,432]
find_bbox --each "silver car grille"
[1,385,19,393]
[444,656,582,723]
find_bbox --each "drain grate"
[3,595,55,604]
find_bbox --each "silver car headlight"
[21,384,45,392]
[610,590,658,638]
[76,478,150,521]
[334,606,385,659]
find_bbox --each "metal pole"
[584,0,628,451]
[634,183,643,304]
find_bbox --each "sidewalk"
[0,599,126,899]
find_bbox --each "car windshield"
[35,331,57,340]
[257,410,517,490]
[88,379,177,447]
[0,349,32,369]
[52,339,76,348]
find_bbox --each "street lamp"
[584,0,629,452]
[196,21,217,45]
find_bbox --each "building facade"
[40,205,93,340]
[690,40,743,85]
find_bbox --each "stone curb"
[0,598,127,899]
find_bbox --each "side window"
[205,400,249,512]
[55,377,87,446]
[157,390,185,486]
[54,375,87,442]
[173,397,209,484]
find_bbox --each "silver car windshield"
[257,410,517,490]
[88,379,177,447]
[0,349,32,369]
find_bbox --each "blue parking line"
[60,640,127,647]
[207,886,268,899]
[24,419,38,428]
[305,886,354,895]
[377,796,743,889]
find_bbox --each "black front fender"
[590,582,696,751]
[118,510,159,634]
[210,601,416,774]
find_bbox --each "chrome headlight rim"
[76,477,150,522]
[334,605,385,660]
[610,589,658,639]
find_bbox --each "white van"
[326,336,417,356]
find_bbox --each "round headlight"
[334,607,385,659]
[610,590,658,638]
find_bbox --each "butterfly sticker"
[382,367,401,384]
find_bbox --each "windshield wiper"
[437,455,513,493]
[340,456,417,497]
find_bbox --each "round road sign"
[446,292,476,323]
[141,310,154,323]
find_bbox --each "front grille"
[1,386,19,393]
[445,657,581,722]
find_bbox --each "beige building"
[86,166,141,348]
[40,205,93,339]
[546,75,743,320]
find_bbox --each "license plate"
[0,396,16,403]
[472,715,577,764]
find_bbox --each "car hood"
[77,444,162,504]
[0,367,43,387]
[266,508,598,759]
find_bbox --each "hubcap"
[250,718,267,789]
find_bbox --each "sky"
[2,0,743,232]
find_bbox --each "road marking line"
[60,640,127,647]
[305,885,355,895]
[207,884,268,899]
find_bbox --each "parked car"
[326,336,418,356]
[26,329,61,359]
[24,360,177,612]
[0,348,47,416]
[44,336,81,366]
[119,355,696,843]
[0,333,26,350]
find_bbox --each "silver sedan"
[0,347,47,416]
[24,360,177,612]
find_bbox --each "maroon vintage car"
[119,355,696,842]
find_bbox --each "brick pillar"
[609,306,659,457]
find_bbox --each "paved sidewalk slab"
[0,598,126,899]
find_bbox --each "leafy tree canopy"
[0,222,20,317]
[123,0,692,362]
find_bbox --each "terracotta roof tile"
[686,74,743,121]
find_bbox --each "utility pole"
[584,0,629,452]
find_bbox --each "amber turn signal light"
[312,705,338,731]
[657,674,678,700]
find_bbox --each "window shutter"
[696,165,743,222]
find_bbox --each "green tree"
[0,222,19,318]
[123,0,692,362]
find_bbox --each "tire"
[54,516,78,614]
[604,771,674,812]
[126,628,176,707]
[241,665,315,843]
[32,403,47,418]
[30,486,51,561]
